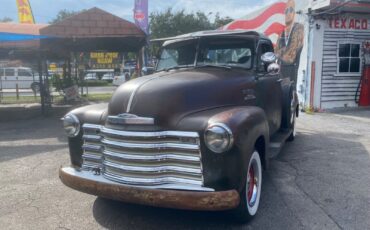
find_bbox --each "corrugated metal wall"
[321,29,370,108]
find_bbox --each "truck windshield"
[156,37,254,72]
[156,40,197,71]
[197,38,254,69]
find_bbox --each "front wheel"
[232,150,262,223]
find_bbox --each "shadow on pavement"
[92,126,370,230]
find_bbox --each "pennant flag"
[16,0,35,24]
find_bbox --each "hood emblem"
[108,113,154,125]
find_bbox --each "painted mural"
[223,0,309,90]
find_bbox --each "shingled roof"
[39,8,146,55]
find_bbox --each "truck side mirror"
[261,52,277,64]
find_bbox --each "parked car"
[0,67,40,93]
[112,73,128,86]
[84,73,98,81]
[60,30,298,222]
[101,72,114,82]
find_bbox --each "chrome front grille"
[81,123,205,189]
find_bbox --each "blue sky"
[0,0,275,24]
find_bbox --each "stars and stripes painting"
[222,1,287,45]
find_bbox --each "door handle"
[276,78,283,83]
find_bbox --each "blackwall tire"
[232,150,262,223]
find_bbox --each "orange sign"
[16,0,35,24]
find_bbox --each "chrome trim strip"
[104,150,200,163]
[82,154,102,161]
[103,171,203,186]
[126,76,159,113]
[107,115,155,125]
[82,144,102,152]
[62,167,214,191]
[82,135,102,142]
[82,124,102,130]
[102,139,199,151]
[104,161,202,175]
[100,127,199,139]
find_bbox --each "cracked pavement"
[0,109,369,229]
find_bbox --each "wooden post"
[310,61,316,110]
[16,84,19,100]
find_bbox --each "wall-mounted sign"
[328,18,369,30]
[89,52,121,69]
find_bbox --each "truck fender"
[207,106,269,192]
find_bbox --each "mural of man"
[275,0,304,84]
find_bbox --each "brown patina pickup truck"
[60,30,298,222]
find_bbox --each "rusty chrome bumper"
[59,167,240,211]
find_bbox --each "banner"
[16,0,35,24]
[134,0,149,34]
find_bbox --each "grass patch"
[81,93,113,102]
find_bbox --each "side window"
[0,68,4,77]
[5,69,15,77]
[338,43,361,73]
[18,69,33,77]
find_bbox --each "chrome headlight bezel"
[204,123,234,153]
[62,114,80,137]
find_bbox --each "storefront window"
[338,43,361,73]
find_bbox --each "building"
[224,0,370,110]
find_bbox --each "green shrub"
[80,80,109,87]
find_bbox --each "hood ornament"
[108,113,154,125]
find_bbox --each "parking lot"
[0,109,369,230]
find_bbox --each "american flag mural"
[222,1,287,45]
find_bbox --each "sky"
[0,0,277,24]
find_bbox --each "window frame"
[336,41,362,76]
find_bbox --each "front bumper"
[59,167,240,211]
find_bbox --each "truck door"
[255,41,283,134]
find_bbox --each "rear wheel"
[232,150,262,223]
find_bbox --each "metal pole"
[38,56,45,115]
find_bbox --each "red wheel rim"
[247,166,255,202]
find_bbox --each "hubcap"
[247,164,258,207]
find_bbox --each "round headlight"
[204,123,233,153]
[62,114,80,137]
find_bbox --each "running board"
[267,129,292,159]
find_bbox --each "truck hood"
[108,68,256,128]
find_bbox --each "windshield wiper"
[195,64,232,70]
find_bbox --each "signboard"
[328,17,369,30]
[311,0,331,10]
[134,0,149,34]
[89,52,121,69]
[63,85,79,101]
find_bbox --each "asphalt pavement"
[0,109,369,230]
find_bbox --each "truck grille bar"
[81,123,206,190]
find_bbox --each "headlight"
[204,123,233,153]
[62,114,80,137]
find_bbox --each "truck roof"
[151,30,270,43]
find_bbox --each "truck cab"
[60,30,298,222]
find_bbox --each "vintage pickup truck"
[60,30,298,222]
